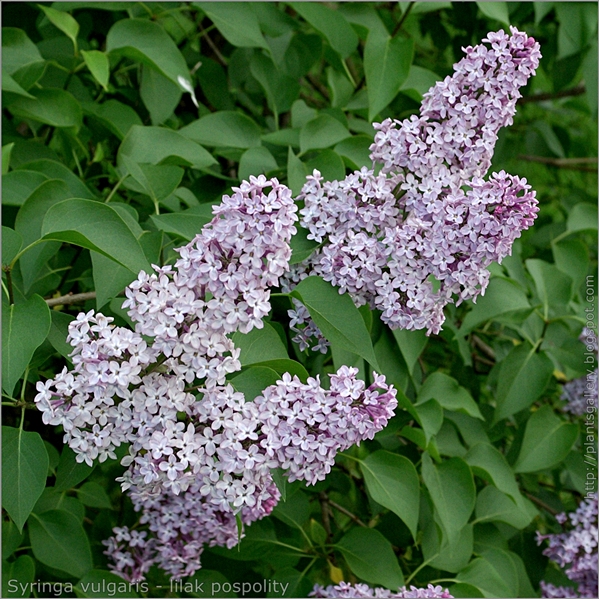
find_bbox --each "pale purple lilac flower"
[310,582,453,598]
[537,496,598,598]
[104,367,396,580]
[562,328,598,417]
[287,27,540,345]
[35,175,398,581]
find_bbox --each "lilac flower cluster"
[562,328,598,417]
[310,582,453,598]
[286,27,540,344]
[537,496,598,598]
[35,176,397,580]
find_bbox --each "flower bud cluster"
[537,496,598,598]
[310,582,453,598]
[286,27,540,345]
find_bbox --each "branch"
[518,84,585,104]
[326,498,369,528]
[45,291,97,307]
[518,155,598,172]
[523,491,560,516]
[392,1,415,38]
[471,335,496,361]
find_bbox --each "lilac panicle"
[288,27,540,345]
[35,175,398,581]
[561,328,598,417]
[537,496,598,598]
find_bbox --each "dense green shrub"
[2,2,597,598]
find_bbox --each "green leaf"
[448,583,485,598]
[364,31,413,121]
[526,259,573,317]
[493,342,554,422]
[291,276,380,370]
[229,366,281,400]
[464,443,522,504]
[250,52,300,115]
[2,295,51,396]
[195,2,268,50]
[3,555,35,598]
[2,227,22,266]
[76,570,139,598]
[555,2,596,60]
[305,149,346,183]
[567,202,598,233]
[150,205,214,242]
[359,450,420,538]
[13,179,70,291]
[300,115,351,154]
[1,426,49,532]
[334,135,374,170]
[457,555,518,598]
[476,2,510,26]
[2,170,50,206]
[38,4,79,52]
[287,147,308,196]
[29,509,92,578]
[290,3,359,59]
[118,125,216,170]
[54,447,94,491]
[3,519,25,557]
[186,570,234,598]
[83,99,143,140]
[336,527,403,590]
[422,520,473,573]
[80,49,110,90]
[290,226,319,265]
[552,238,590,293]
[400,65,441,101]
[33,488,85,523]
[239,147,278,181]
[583,37,598,114]
[459,277,530,335]
[2,72,36,99]
[414,398,443,444]
[392,328,428,376]
[421,454,476,546]
[18,159,95,199]
[249,359,309,383]
[180,112,262,149]
[2,28,45,90]
[106,18,191,88]
[123,160,184,202]
[474,486,533,529]
[232,322,289,365]
[140,65,182,126]
[75,482,112,509]
[513,406,579,473]
[2,142,14,174]
[273,489,310,529]
[41,198,152,274]
[8,88,82,129]
[417,372,483,420]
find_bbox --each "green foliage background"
[1,2,597,598]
